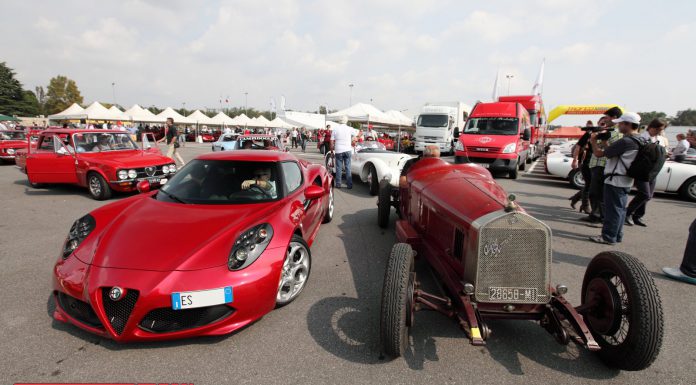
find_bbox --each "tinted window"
[464,118,519,135]
[417,114,449,127]
[281,162,302,193]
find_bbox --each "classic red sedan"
[16,129,176,200]
[52,150,334,342]
[0,130,28,163]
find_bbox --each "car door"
[654,162,672,192]
[351,147,363,175]
[29,134,78,184]
[284,162,321,237]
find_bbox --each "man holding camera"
[588,112,642,245]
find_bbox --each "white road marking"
[526,159,541,175]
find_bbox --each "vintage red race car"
[0,130,28,163]
[52,150,334,342]
[16,129,176,200]
[377,158,663,371]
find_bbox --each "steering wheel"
[248,184,273,199]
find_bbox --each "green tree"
[0,62,27,116]
[672,109,696,126]
[19,90,40,116]
[636,111,669,126]
[44,75,84,114]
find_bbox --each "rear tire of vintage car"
[276,235,312,308]
[581,251,664,371]
[568,169,585,190]
[380,243,415,357]
[87,172,112,200]
[322,186,334,223]
[368,164,379,196]
[377,180,391,228]
[678,176,696,202]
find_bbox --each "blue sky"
[2,0,694,123]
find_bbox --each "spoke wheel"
[276,235,312,307]
[322,186,334,223]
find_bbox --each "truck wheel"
[322,186,334,223]
[380,243,415,357]
[377,180,391,228]
[508,168,518,179]
[87,172,112,200]
[568,169,585,190]
[678,177,696,202]
[581,251,664,371]
[368,164,379,196]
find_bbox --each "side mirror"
[136,180,151,193]
[304,185,325,200]
[521,128,531,141]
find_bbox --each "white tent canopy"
[123,104,161,122]
[187,110,214,125]
[269,117,295,129]
[328,103,394,125]
[108,106,129,121]
[278,110,325,130]
[384,110,414,126]
[254,115,272,127]
[210,112,234,125]
[77,102,126,121]
[231,113,252,126]
[47,103,86,120]
[155,107,195,124]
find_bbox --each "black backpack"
[625,136,666,182]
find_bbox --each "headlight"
[455,141,464,151]
[228,224,274,270]
[62,214,96,259]
[118,170,128,180]
[169,163,177,173]
[7,148,15,154]
[162,165,170,174]
[128,169,137,179]
[502,143,517,153]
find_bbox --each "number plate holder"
[487,287,538,302]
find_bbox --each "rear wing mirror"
[521,128,531,141]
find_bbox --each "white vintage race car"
[545,151,696,201]
[325,141,414,195]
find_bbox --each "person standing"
[588,112,642,245]
[163,118,185,166]
[570,118,604,213]
[291,128,298,149]
[671,133,690,162]
[330,118,356,189]
[300,127,308,152]
[662,217,696,285]
[625,118,669,227]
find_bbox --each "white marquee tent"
[210,112,234,126]
[231,113,252,126]
[279,110,325,130]
[155,107,195,125]
[249,115,272,127]
[384,110,413,126]
[123,104,161,122]
[187,110,215,125]
[328,103,394,125]
[269,117,294,129]
[47,103,86,120]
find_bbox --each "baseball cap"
[612,111,641,125]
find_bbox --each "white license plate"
[475,163,490,168]
[488,287,537,302]
[171,286,233,310]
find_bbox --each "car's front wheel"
[87,172,112,200]
[568,169,585,189]
[276,235,312,307]
[368,164,379,196]
[380,243,415,357]
[679,176,696,202]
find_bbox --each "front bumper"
[454,152,518,171]
[414,141,450,152]
[108,175,173,192]
[52,246,285,342]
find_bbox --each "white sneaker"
[662,267,696,285]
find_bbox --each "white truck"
[414,102,472,155]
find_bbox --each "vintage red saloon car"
[52,150,334,342]
[0,130,29,163]
[16,129,176,200]
[377,158,663,371]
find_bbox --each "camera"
[582,126,614,141]
[581,126,605,132]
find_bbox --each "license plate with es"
[488,287,537,302]
[171,286,233,310]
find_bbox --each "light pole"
[111,82,116,106]
[182,102,186,112]
[506,74,514,95]
[244,92,248,115]
[348,83,354,106]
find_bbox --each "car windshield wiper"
[158,189,188,204]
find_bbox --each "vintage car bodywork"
[0,130,28,162]
[324,141,414,195]
[52,150,334,342]
[546,151,696,201]
[211,133,240,151]
[16,129,176,200]
[212,134,283,152]
[377,158,663,371]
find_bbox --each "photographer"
[581,107,623,224]
[569,118,607,213]
[588,112,642,245]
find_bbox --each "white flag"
[531,59,545,96]
[279,95,286,111]
[492,68,500,101]
[270,98,276,113]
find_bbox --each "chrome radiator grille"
[474,212,551,304]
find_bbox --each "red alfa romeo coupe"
[52,150,334,341]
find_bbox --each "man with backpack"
[588,111,643,245]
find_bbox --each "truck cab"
[498,95,547,161]
[414,102,470,155]
[454,101,531,179]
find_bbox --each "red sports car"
[0,130,28,163]
[52,150,334,342]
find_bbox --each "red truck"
[498,95,547,161]
[16,129,176,200]
[454,101,532,179]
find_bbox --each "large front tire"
[368,164,379,196]
[679,176,696,202]
[322,186,334,223]
[581,251,664,371]
[87,172,112,200]
[380,243,415,357]
[568,169,585,190]
[377,180,391,228]
[276,235,312,307]
[508,168,518,179]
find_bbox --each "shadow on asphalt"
[13,178,137,200]
[305,209,620,379]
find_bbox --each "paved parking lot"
[1,143,694,384]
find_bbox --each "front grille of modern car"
[55,292,103,329]
[101,288,139,335]
[466,146,501,153]
[138,305,235,333]
[474,212,551,304]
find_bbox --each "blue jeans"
[602,184,630,243]
[335,151,352,188]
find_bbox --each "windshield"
[356,142,389,153]
[0,131,27,140]
[157,160,280,204]
[73,132,138,152]
[464,118,519,135]
[237,137,277,150]
[417,114,449,128]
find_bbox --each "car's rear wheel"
[581,251,664,371]
[679,177,696,202]
[322,186,334,223]
[380,243,415,357]
[377,180,391,228]
[87,172,112,200]
[568,169,585,189]
[276,235,312,307]
[518,157,527,171]
[368,164,379,196]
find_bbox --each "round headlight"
[169,164,177,173]
[128,169,137,179]
[117,170,128,180]
[162,165,170,174]
[235,248,248,261]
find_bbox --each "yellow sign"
[548,104,624,123]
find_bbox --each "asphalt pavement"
[1,142,694,385]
